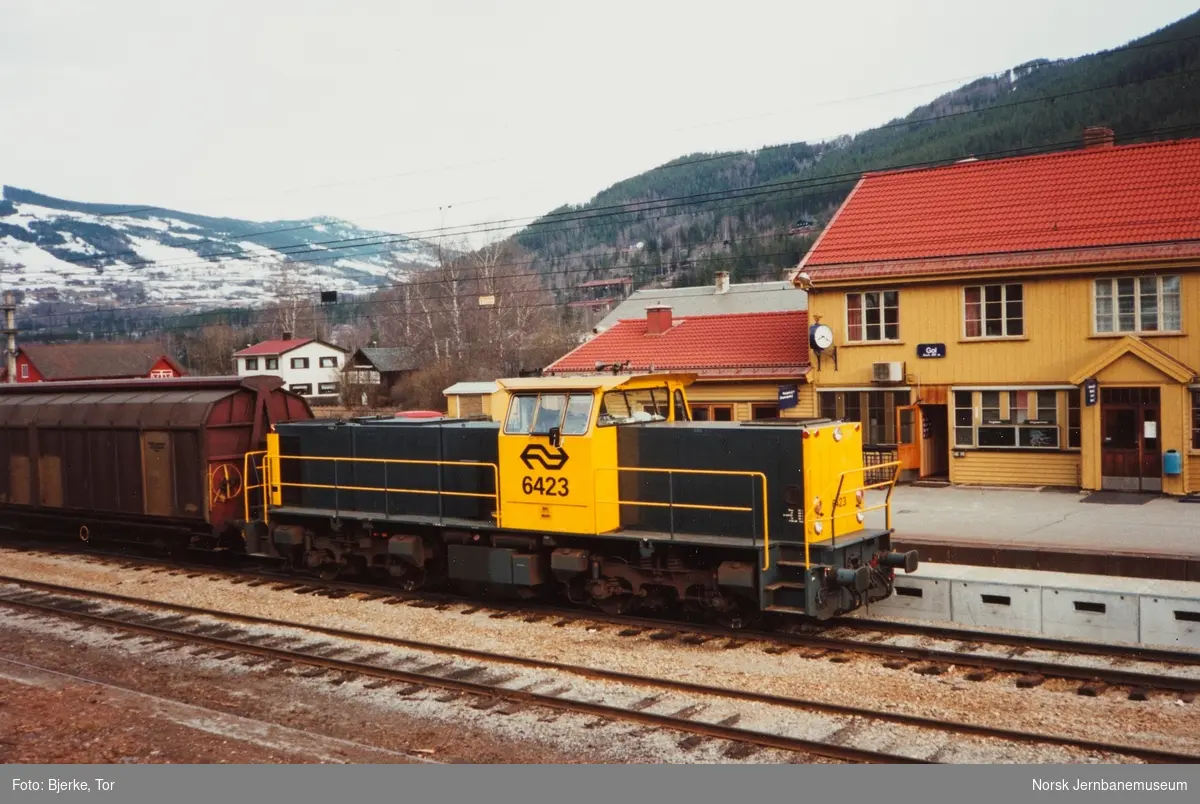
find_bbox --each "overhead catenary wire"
[16,118,1200,332]
[22,114,1200,294]
[31,54,1200,275]
[75,29,1200,229]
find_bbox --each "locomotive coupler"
[834,566,870,592]
[880,550,919,573]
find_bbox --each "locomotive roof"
[496,373,696,392]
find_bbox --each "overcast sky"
[1,0,1196,244]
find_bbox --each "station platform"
[864,485,1200,582]
[851,561,1200,651]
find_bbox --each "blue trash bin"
[1164,449,1182,476]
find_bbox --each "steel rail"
[0,585,919,765]
[1,576,1196,764]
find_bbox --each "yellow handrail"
[269,453,501,522]
[594,466,771,571]
[827,460,902,547]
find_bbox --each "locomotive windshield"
[505,392,594,435]
[598,385,689,426]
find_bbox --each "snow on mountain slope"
[0,185,436,311]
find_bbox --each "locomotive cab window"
[505,393,594,435]
[598,385,671,426]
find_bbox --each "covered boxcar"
[0,375,312,549]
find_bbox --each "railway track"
[5,539,1200,699]
[1,575,1197,764]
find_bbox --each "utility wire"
[31,55,1200,272]
[17,118,1200,327]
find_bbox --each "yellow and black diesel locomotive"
[244,373,917,621]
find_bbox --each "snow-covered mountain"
[0,185,436,312]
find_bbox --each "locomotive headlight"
[813,521,823,535]
[832,427,843,442]
[856,512,865,524]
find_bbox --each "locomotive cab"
[495,374,694,535]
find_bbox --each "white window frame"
[963,283,1024,339]
[953,389,1068,450]
[845,290,899,343]
[1093,275,1182,335]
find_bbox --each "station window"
[1068,389,1082,449]
[751,404,779,420]
[1192,390,1200,450]
[845,290,899,342]
[964,284,1023,338]
[319,356,339,368]
[816,391,908,445]
[291,357,310,369]
[1094,276,1181,334]
[954,390,1066,450]
[244,358,259,371]
[691,404,733,421]
[266,358,279,370]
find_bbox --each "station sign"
[917,343,946,359]
[778,384,799,410]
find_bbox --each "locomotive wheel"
[398,567,427,592]
[593,595,635,616]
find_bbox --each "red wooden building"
[2,343,184,383]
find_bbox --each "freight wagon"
[0,375,312,549]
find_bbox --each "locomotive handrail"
[824,460,902,561]
[269,453,500,525]
[593,466,772,571]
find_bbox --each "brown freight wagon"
[0,375,312,549]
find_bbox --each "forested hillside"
[518,10,1200,293]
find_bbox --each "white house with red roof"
[546,306,812,422]
[234,334,348,402]
[792,128,1200,496]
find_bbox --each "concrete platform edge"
[850,562,1200,652]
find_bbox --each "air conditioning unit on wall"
[872,361,905,383]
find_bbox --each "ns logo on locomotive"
[0,373,916,623]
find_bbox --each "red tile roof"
[800,137,1200,281]
[234,338,313,357]
[547,310,809,377]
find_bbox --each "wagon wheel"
[209,464,243,505]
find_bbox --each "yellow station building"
[792,129,1200,495]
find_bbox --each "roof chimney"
[1083,126,1114,149]
[282,331,293,341]
[714,271,730,294]
[645,305,673,335]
